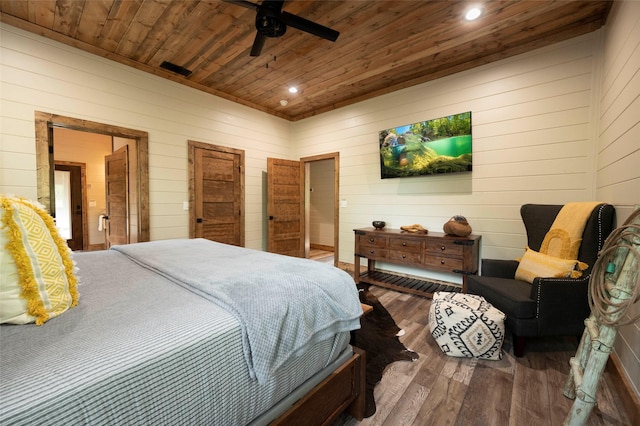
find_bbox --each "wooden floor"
[331,286,632,426]
[309,248,334,264]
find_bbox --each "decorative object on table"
[443,214,472,237]
[354,284,418,417]
[400,223,428,233]
[372,220,386,229]
[428,291,505,360]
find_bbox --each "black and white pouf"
[428,291,506,360]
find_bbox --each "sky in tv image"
[379,112,472,178]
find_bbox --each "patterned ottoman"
[428,292,506,360]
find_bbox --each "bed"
[0,197,365,425]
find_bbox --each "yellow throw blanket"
[540,201,602,261]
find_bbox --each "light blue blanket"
[112,238,362,384]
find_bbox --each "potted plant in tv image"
[379,111,472,178]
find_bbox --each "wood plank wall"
[596,0,640,411]
[0,24,291,250]
[293,32,603,275]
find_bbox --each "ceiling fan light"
[256,13,286,37]
[228,0,339,56]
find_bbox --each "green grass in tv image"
[379,112,472,178]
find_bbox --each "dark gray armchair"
[466,203,615,357]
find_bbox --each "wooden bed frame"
[272,347,366,425]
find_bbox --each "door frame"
[301,152,339,267]
[34,111,150,243]
[54,161,88,251]
[188,140,245,246]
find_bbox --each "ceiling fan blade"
[265,0,285,10]
[222,0,259,11]
[281,11,339,42]
[250,32,267,56]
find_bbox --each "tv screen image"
[379,111,472,179]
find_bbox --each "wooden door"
[105,146,129,248]
[267,158,304,257]
[192,143,244,246]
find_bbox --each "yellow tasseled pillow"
[514,246,587,284]
[0,195,79,325]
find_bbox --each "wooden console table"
[353,227,481,298]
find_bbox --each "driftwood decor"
[563,207,640,426]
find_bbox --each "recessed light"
[288,86,298,94]
[465,7,482,21]
[280,99,288,106]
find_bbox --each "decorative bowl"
[372,220,386,229]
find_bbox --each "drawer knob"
[402,242,407,246]
[370,250,375,254]
[369,238,375,243]
[441,260,446,264]
[441,246,446,251]
[402,254,406,259]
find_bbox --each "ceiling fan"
[225,0,340,56]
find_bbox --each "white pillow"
[0,195,79,325]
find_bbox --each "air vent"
[160,61,192,77]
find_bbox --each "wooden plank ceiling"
[1,0,611,121]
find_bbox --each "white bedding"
[0,241,359,425]
[112,238,362,384]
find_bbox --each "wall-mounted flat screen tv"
[379,111,472,179]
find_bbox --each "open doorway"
[53,128,112,250]
[34,112,150,248]
[265,152,339,267]
[302,153,339,267]
[51,129,135,250]
[54,162,87,251]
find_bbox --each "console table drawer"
[388,250,421,263]
[357,247,387,259]
[424,241,464,256]
[423,255,464,270]
[357,234,387,249]
[389,238,422,252]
